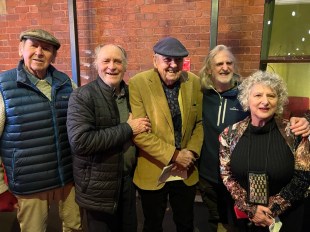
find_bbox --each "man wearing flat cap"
[129,37,203,232]
[0,29,82,232]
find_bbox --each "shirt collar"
[114,85,126,99]
[23,66,52,86]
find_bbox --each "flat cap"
[153,37,188,57]
[20,29,61,50]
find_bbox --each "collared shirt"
[114,86,136,175]
[28,69,53,100]
[161,80,182,149]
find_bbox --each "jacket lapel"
[147,71,174,133]
[179,72,192,137]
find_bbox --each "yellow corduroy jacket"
[129,69,203,190]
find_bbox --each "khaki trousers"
[16,183,82,232]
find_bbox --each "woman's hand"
[250,205,274,227]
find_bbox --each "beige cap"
[20,29,61,50]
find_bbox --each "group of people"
[0,28,309,232]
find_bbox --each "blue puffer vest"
[0,61,74,195]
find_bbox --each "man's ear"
[18,41,24,57]
[51,51,57,63]
[153,54,158,68]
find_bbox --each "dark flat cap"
[153,37,188,57]
[20,29,61,50]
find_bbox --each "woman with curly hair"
[219,70,310,232]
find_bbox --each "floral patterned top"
[219,116,310,218]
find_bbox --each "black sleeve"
[66,87,133,156]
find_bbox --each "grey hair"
[238,70,288,114]
[199,44,237,90]
[93,44,128,70]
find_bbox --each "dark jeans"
[84,175,137,232]
[198,176,238,232]
[137,180,196,232]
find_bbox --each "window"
[260,0,310,116]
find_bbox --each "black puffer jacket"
[67,77,133,214]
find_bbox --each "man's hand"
[0,190,18,212]
[174,149,196,170]
[289,117,310,137]
[127,113,151,135]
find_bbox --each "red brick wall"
[0,0,71,75]
[217,0,265,77]
[77,0,212,84]
[0,0,264,85]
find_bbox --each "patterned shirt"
[162,80,182,149]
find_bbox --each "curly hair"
[93,44,128,70]
[238,70,288,114]
[199,44,237,90]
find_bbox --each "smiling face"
[249,83,278,127]
[210,49,235,92]
[153,54,184,86]
[19,39,56,79]
[95,45,126,90]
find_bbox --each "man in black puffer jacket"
[67,44,151,232]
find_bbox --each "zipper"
[51,80,71,186]
[214,87,228,126]
[217,97,222,126]
[222,99,227,124]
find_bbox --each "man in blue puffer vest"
[0,29,82,232]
